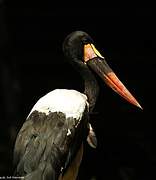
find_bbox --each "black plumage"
[14,109,89,179]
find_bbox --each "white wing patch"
[28,89,88,120]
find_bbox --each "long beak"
[84,44,142,109]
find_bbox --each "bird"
[13,31,142,180]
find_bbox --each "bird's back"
[13,89,89,180]
[28,89,88,119]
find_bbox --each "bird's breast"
[28,89,89,120]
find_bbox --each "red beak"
[84,44,142,109]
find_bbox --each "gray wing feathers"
[13,110,88,179]
[13,111,69,179]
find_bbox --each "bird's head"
[63,31,142,109]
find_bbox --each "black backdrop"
[0,6,156,179]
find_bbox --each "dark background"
[0,4,156,180]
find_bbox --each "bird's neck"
[84,71,99,111]
[74,61,99,111]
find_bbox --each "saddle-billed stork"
[13,31,142,180]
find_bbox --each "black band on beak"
[87,57,142,109]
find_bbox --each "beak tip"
[136,102,143,110]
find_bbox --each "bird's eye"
[82,38,89,44]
